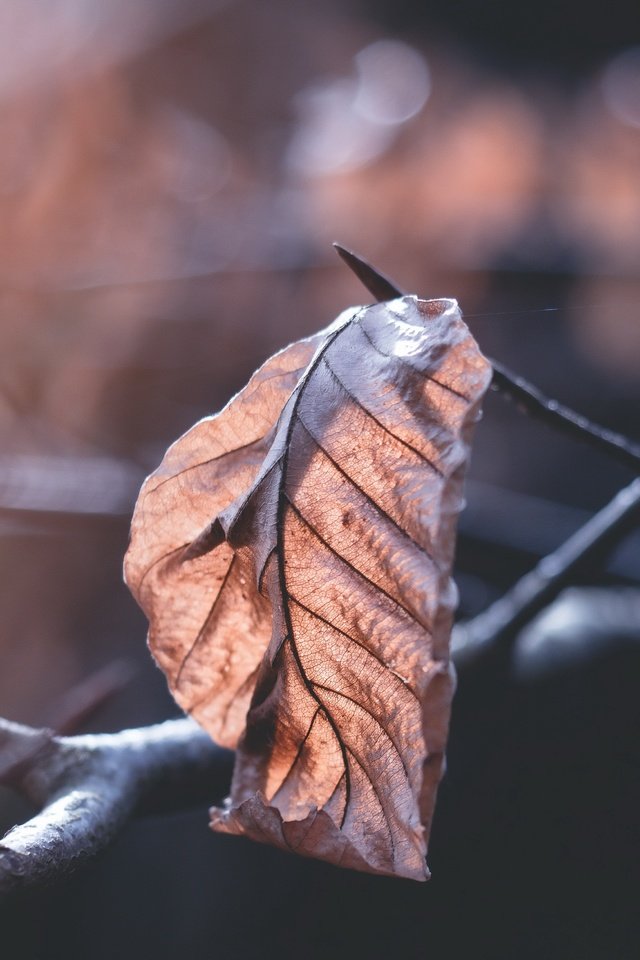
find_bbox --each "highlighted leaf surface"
[125,296,491,880]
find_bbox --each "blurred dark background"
[0,1,639,957]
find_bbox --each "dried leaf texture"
[124,323,337,746]
[125,296,491,880]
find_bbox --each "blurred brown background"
[1,1,639,957]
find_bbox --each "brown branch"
[0,717,231,897]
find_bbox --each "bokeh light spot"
[601,46,640,128]
[353,40,431,126]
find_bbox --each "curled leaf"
[125,296,491,880]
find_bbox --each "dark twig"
[452,477,640,669]
[490,362,640,473]
[0,718,232,897]
[334,244,640,473]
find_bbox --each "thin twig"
[334,244,640,473]
[452,477,640,669]
[490,362,640,473]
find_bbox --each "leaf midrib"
[275,320,354,826]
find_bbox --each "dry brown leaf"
[125,296,491,880]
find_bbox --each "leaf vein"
[257,544,277,595]
[312,681,410,783]
[148,436,263,497]
[295,412,434,562]
[175,554,237,687]
[135,540,191,595]
[321,356,444,477]
[270,707,321,802]
[276,321,356,829]
[289,594,421,704]
[344,745,396,857]
[284,496,431,633]
[358,317,470,402]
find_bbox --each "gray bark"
[0,718,231,897]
